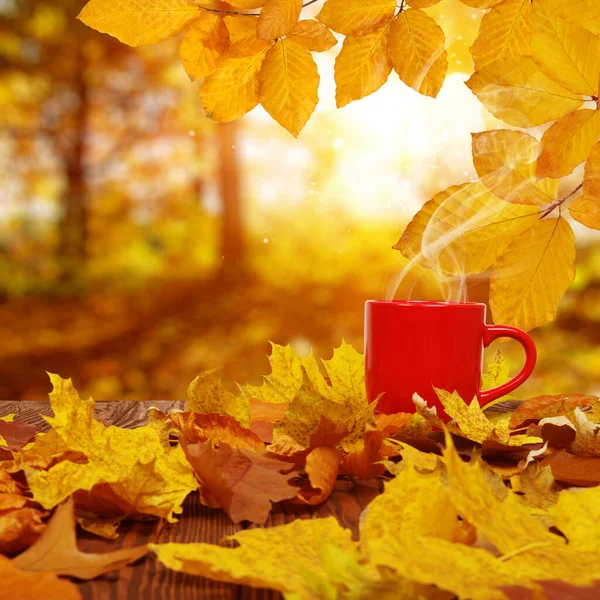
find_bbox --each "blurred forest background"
[1,0,599,401]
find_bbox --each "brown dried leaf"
[0,554,81,600]
[183,441,299,524]
[169,412,264,452]
[13,498,148,579]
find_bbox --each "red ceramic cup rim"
[366,300,486,308]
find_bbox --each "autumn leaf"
[470,0,531,70]
[537,109,600,179]
[150,516,358,594]
[514,462,558,513]
[406,0,442,7]
[199,50,268,123]
[14,499,148,579]
[0,555,81,600]
[179,13,230,81]
[223,15,269,58]
[361,459,459,544]
[257,0,302,40]
[0,500,46,554]
[183,440,298,524]
[388,9,447,98]
[490,217,576,331]
[26,375,198,522]
[169,412,264,451]
[187,368,250,427]
[466,56,584,128]
[76,514,121,540]
[459,0,503,8]
[543,450,600,486]
[472,130,555,206]
[509,394,598,429]
[296,445,341,505]
[240,342,303,404]
[227,0,267,7]
[258,39,319,137]
[271,342,374,455]
[394,182,540,275]
[316,0,396,36]
[531,0,600,96]
[287,20,337,52]
[334,26,392,108]
[0,419,39,451]
[77,0,201,46]
[570,142,600,229]
[543,0,600,35]
[554,485,600,552]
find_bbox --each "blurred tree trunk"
[58,40,88,280]
[215,1,245,271]
[216,112,244,269]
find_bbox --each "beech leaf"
[490,217,576,331]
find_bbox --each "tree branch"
[540,183,583,219]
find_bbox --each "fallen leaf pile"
[3,342,600,598]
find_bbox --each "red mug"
[364,300,536,419]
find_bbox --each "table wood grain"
[0,401,382,599]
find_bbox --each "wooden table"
[0,401,382,599]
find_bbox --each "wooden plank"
[76,493,244,600]
[0,400,185,431]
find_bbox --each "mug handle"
[479,324,537,406]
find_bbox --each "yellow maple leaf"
[361,461,459,545]
[26,375,197,522]
[150,517,357,594]
[179,13,229,81]
[78,0,201,46]
[531,0,600,96]
[466,56,584,128]
[223,15,269,58]
[241,342,303,404]
[490,217,576,331]
[443,432,559,555]
[570,142,600,229]
[271,371,368,455]
[199,50,268,122]
[472,130,555,206]
[394,182,540,275]
[388,9,447,98]
[470,0,531,70]
[258,39,319,137]
[316,0,396,36]
[257,0,302,40]
[334,26,392,108]
[287,20,337,52]
[481,351,511,394]
[554,485,600,552]
[187,368,250,427]
[537,109,600,179]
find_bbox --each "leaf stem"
[540,183,583,219]
[498,542,554,562]
[199,0,322,16]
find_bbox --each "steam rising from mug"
[386,170,534,303]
